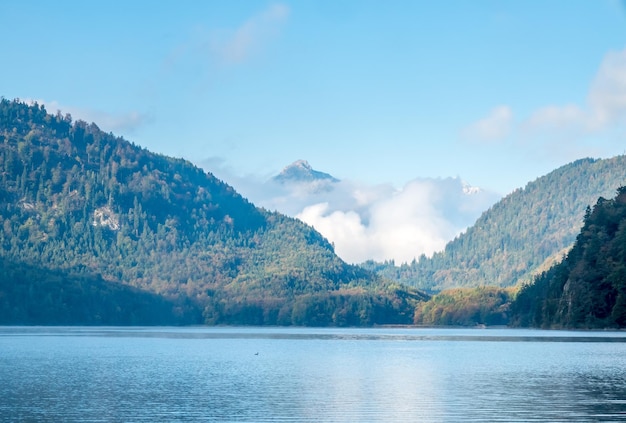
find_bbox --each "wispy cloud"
[524,47,626,132]
[524,104,586,130]
[587,47,626,129]
[463,47,626,160]
[28,99,149,134]
[462,105,513,142]
[210,3,290,65]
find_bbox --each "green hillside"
[413,286,513,327]
[364,156,626,291]
[510,187,626,329]
[0,99,426,326]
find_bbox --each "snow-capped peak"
[462,181,482,195]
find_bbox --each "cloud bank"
[294,178,499,264]
[199,159,500,264]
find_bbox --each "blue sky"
[2,1,625,194]
[2,1,626,263]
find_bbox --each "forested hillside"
[413,286,513,327]
[510,187,626,329]
[0,99,426,326]
[364,156,626,291]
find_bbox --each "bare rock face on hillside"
[92,206,120,231]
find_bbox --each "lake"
[1,327,626,422]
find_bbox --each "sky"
[2,1,626,263]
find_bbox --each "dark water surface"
[1,327,626,422]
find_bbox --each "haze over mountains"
[213,154,626,295]
[208,151,626,296]
[204,159,502,264]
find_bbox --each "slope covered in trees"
[364,156,626,291]
[413,286,513,327]
[510,187,626,329]
[0,258,192,325]
[0,99,426,326]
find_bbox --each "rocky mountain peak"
[274,160,339,184]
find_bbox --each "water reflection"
[3,326,626,342]
[1,327,626,422]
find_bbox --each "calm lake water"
[2,327,626,422]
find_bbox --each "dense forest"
[413,286,513,326]
[364,156,626,291]
[0,258,192,325]
[0,99,427,326]
[510,187,626,329]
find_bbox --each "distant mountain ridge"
[364,156,626,291]
[0,99,426,326]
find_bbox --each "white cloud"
[199,157,501,264]
[462,105,513,142]
[588,47,626,129]
[462,47,626,165]
[297,203,373,262]
[523,47,626,133]
[294,178,499,264]
[210,3,290,64]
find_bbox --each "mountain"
[274,159,339,184]
[364,156,626,291]
[510,187,626,329]
[0,99,426,326]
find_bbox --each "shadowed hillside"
[511,187,626,329]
